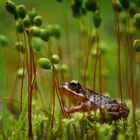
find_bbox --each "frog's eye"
[69,80,78,88]
[69,80,82,92]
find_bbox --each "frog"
[60,80,130,121]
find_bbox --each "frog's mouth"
[60,82,86,103]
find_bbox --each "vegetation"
[0,0,140,139]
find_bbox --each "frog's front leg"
[63,102,87,116]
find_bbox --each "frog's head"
[67,80,82,92]
[60,80,86,103]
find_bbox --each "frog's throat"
[60,86,86,103]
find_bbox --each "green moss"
[0,100,139,139]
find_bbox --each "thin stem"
[125,13,137,138]
[96,29,102,94]
[113,0,125,131]
[77,19,83,81]
[47,41,55,140]
[57,39,64,82]
[20,64,25,111]
[116,9,123,105]
[95,29,103,122]
[122,34,131,98]
[53,70,65,116]
[51,68,55,140]
[18,41,25,111]
[27,33,33,138]
[14,19,25,112]
[83,25,92,86]
[93,55,98,91]
[113,0,123,104]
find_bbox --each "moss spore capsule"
[133,39,140,52]
[6,0,16,14]
[28,8,37,24]
[17,68,27,78]
[84,0,97,12]
[74,0,83,7]
[71,0,83,14]
[51,24,61,38]
[52,54,60,64]
[38,58,52,69]
[128,4,137,16]
[71,3,79,14]
[23,15,30,27]
[112,1,123,13]
[30,26,40,37]
[33,15,43,26]
[93,11,102,28]
[16,19,24,33]
[119,0,130,10]
[18,4,26,19]
[0,34,8,46]
[13,7,19,20]
[32,37,43,51]
[71,2,87,18]
[134,13,140,23]
[15,41,25,53]
[134,13,140,29]
[40,29,51,41]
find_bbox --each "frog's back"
[85,90,118,108]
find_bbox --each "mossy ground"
[0,100,139,140]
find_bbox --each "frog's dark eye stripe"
[69,80,82,93]
[69,82,78,90]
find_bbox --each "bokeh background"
[0,0,138,101]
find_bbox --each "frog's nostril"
[60,82,69,89]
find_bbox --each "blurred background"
[1,0,138,102]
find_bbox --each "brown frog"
[60,80,130,121]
